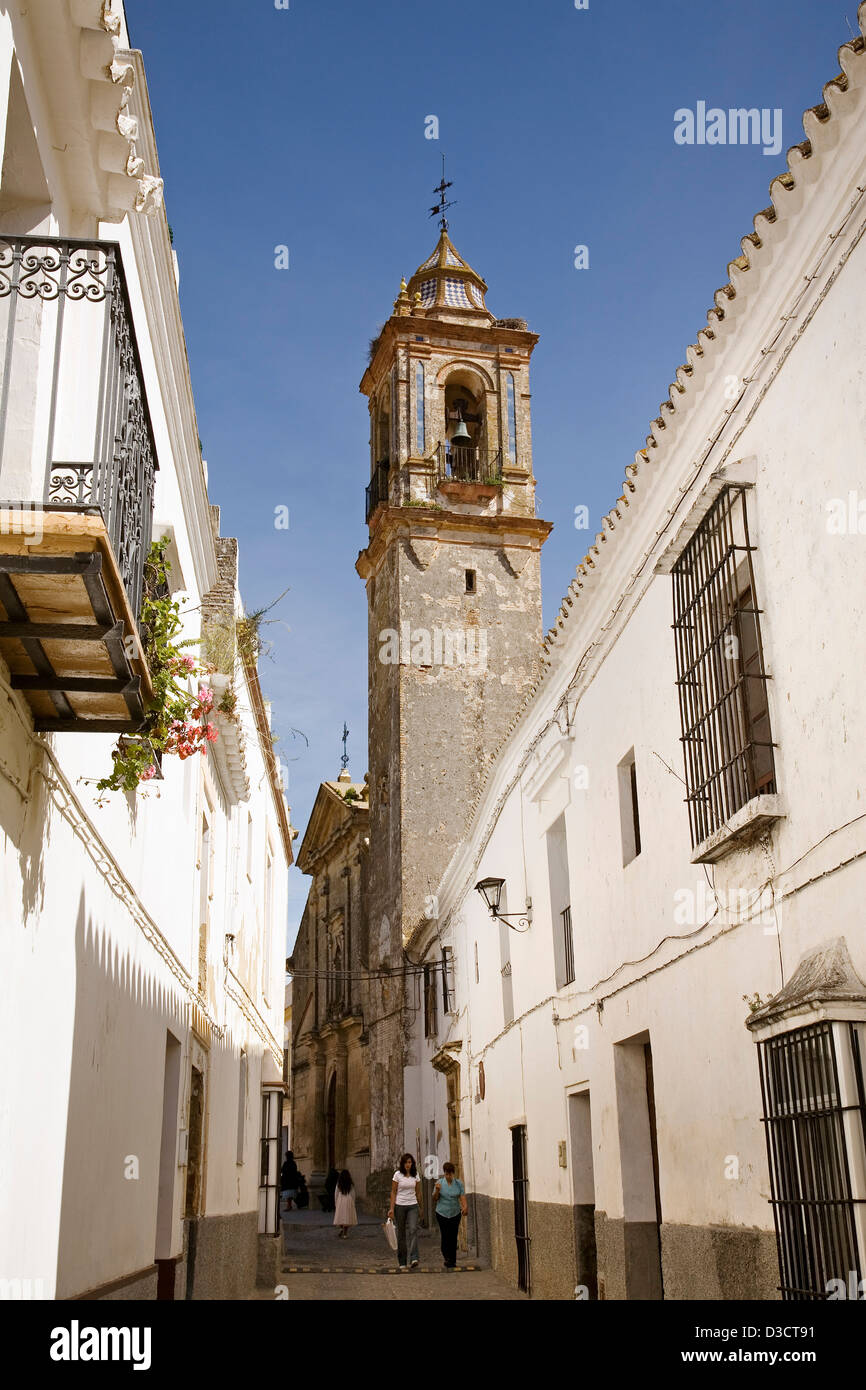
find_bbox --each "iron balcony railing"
[0,235,158,619]
[434,441,502,485]
[365,459,390,522]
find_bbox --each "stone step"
[282,1264,483,1275]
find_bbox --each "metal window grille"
[424,963,438,1038]
[561,906,575,987]
[672,485,776,848]
[756,1021,866,1299]
[259,1089,281,1235]
[441,947,453,1013]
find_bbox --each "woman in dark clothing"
[280,1151,300,1210]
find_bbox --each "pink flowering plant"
[98,540,220,793]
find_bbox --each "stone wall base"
[91,1268,159,1301]
[365,1168,394,1216]
[184,1211,258,1301]
[472,1195,779,1301]
[257,1234,281,1292]
[660,1220,780,1301]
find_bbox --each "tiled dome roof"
[406,229,491,318]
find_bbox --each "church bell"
[451,418,471,443]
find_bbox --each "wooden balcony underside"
[0,510,153,733]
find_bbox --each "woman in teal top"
[433,1162,468,1269]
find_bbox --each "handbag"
[383,1216,398,1251]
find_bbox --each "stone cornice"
[67,2,164,220]
[241,647,296,865]
[208,673,251,806]
[356,507,552,581]
[122,52,218,601]
[361,314,538,396]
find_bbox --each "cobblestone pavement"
[253,1209,527,1301]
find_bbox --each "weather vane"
[341,722,350,772]
[429,154,456,231]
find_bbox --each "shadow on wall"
[0,741,50,927]
[53,888,254,1300]
[54,889,187,1299]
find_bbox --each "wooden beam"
[0,553,103,576]
[32,719,146,734]
[0,621,114,641]
[11,675,141,695]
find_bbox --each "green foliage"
[97,539,215,795]
[743,992,770,1014]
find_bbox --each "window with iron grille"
[756,1021,866,1299]
[560,907,575,987]
[423,963,438,1038]
[672,485,776,848]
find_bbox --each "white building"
[405,7,866,1300]
[0,1,293,1300]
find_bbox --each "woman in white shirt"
[388,1153,424,1270]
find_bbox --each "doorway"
[155,1032,181,1300]
[511,1124,531,1294]
[184,1065,204,1220]
[567,1090,598,1298]
[613,1034,664,1299]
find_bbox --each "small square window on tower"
[465,569,476,594]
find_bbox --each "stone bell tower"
[356,222,551,1189]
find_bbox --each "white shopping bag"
[383,1217,398,1252]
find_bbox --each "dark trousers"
[394,1204,419,1266]
[436,1211,462,1267]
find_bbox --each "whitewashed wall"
[0,0,290,1299]
[407,14,866,1293]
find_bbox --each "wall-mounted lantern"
[474,877,532,931]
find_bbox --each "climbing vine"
[98,539,218,794]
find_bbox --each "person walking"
[333,1170,357,1239]
[388,1153,424,1270]
[280,1151,300,1212]
[433,1162,467,1269]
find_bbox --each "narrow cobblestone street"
[255,1210,527,1301]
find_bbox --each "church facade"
[289,771,372,1203]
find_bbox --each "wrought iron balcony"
[434,442,502,487]
[0,235,157,732]
[365,459,390,523]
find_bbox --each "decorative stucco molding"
[70,0,164,218]
[209,673,252,806]
[500,546,531,577]
[747,938,866,1039]
[405,536,439,571]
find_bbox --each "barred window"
[756,1022,866,1299]
[672,485,776,848]
[423,963,438,1038]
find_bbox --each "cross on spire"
[429,154,456,231]
[340,722,350,772]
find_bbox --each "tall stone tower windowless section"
[356,228,552,1196]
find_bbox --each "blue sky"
[128,0,853,945]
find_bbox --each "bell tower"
[356,223,552,1184]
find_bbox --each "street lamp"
[474,877,532,931]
